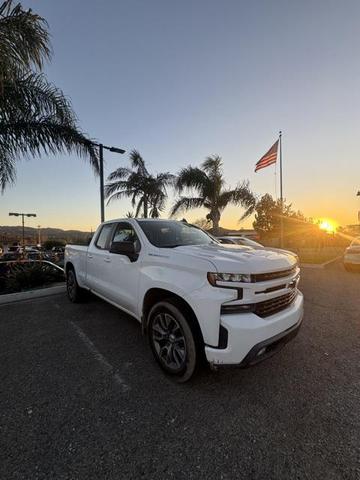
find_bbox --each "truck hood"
[173,244,297,274]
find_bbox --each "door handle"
[104,258,111,263]
[87,254,93,259]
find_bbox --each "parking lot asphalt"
[1,261,359,480]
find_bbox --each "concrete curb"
[0,284,66,306]
[301,255,343,270]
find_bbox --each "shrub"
[0,261,64,294]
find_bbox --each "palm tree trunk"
[143,197,148,218]
[212,210,221,235]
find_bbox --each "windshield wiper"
[159,244,183,248]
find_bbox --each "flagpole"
[279,130,284,248]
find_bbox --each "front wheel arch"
[142,288,204,348]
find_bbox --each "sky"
[1,0,360,231]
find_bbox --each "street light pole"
[99,143,105,223]
[90,142,125,223]
[37,225,41,246]
[9,212,37,248]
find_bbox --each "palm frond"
[129,149,149,176]
[217,182,256,211]
[107,167,132,181]
[0,119,99,173]
[0,0,51,75]
[201,155,222,176]
[1,73,76,124]
[170,196,205,217]
[174,166,209,194]
[155,172,175,184]
[106,189,136,206]
[104,180,130,199]
[0,145,16,192]
[0,1,100,191]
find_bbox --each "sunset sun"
[318,219,337,233]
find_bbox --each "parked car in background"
[344,237,360,271]
[217,236,299,263]
[24,246,40,253]
[8,245,22,254]
[0,252,21,262]
[65,219,303,382]
[51,246,65,253]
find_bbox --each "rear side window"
[95,224,113,250]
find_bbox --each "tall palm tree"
[0,0,98,191]
[171,155,256,233]
[105,150,174,218]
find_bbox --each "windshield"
[138,220,218,248]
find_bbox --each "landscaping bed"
[0,260,65,295]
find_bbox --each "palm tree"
[105,150,174,218]
[0,0,98,191]
[171,155,256,233]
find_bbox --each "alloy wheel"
[151,312,187,372]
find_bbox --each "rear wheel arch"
[65,262,75,275]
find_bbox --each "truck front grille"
[221,290,298,316]
[254,290,298,317]
[251,266,297,283]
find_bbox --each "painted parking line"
[69,320,130,393]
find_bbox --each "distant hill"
[0,225,92,244]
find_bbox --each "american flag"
[255,140,279,172]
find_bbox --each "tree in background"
[192,218,212,230]
[171,155,256,234]
[42,239,65,250]
[105,150,174,218]
[253,194,306,235]
[0,0,98,191]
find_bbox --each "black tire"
[147,300,199,383]
[66,267,85,303]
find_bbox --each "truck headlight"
[207,272,251,285]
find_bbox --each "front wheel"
[148,300,199,383]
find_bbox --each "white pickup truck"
[65,219,303,382]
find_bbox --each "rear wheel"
[148,300,199,382]
[66,268,85,303]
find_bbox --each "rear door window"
[95,223,114,250]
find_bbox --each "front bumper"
[205,291,304,366]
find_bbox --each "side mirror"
[109,241,138,262]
